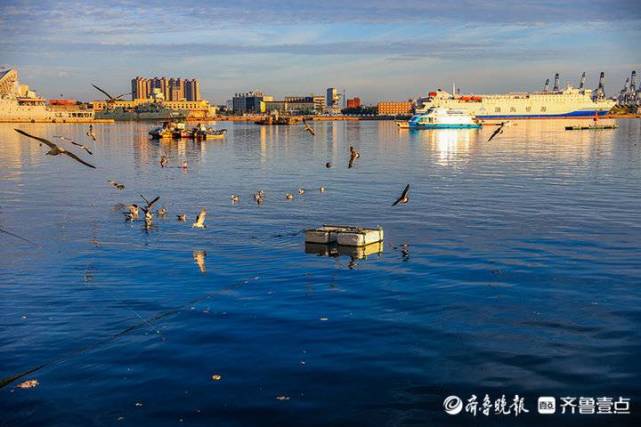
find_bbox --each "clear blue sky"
[1,0,639,104]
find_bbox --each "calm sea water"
[1,119,640,426]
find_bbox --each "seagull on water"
[108,180,125,190]
[177,213,187,222]
[14,129,96,169]
[192,208,207,228]
[124,204,139,221]
[160,155,168,168]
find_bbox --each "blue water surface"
[1,119,640,426]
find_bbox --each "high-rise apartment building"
[131,76,201,101]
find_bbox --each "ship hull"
[409,123,480,129]
[476,109,610,119]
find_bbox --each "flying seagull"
[303,119,315,136]
[14,129,96,169]
[487,122,506,142]
[53,135,93,155]
[392,184,410,206]
[348,146,360,168]
[91,84,130,101]
[87,125,96,142]
[192,208,207,228]
[139,194,160,213]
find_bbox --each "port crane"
[593,72,606,101]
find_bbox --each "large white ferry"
[0,68,95,122]
[416,75,616,119]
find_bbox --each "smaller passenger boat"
[407,108,480,129]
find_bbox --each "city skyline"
[1,0,640,103]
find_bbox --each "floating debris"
[16,379,39,389]
[135,402,143,407]
[276,395,290,401]
[305,224,384,247]
[211,374,222,381]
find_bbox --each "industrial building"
[346,97,361,109]
[232,91,273,114]
[377,101,413,116]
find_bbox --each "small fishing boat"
[149,121,182,139]
[189,124,227,140]
[171,122,190,139]
[407,107,480,129]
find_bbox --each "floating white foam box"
[336,227,384,247]
[305,225,384,247]
[304,225,354,244]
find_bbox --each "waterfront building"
[347,97,361,109]
[262,99,317,115]
[326,88,342,114]
[232,91,272,114]
[377,101,413,116]
[283,96,325,113]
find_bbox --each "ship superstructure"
[416,73,616,119]
[0,68,94,122]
